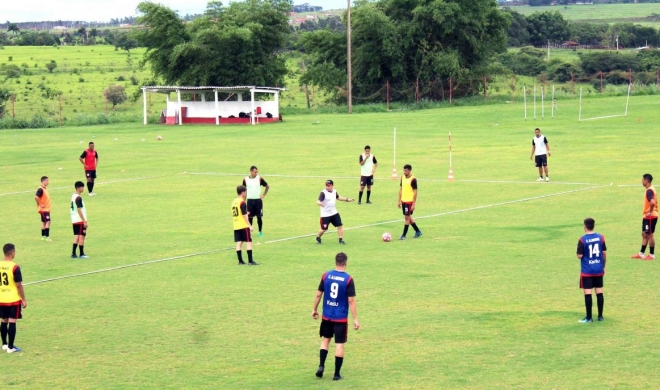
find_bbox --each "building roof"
[142,86,285,94]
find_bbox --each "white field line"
[581,115,624,121]
[24,184,608,286]
[617,184,641,188]
[186,172,599,186]
[0,175,171,197]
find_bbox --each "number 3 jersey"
[318,270,356,322]
[576,233,607,276]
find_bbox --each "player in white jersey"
[316,180,354,245]
[242,166,270,237]
[70,181,89,258]
[530,128,551,182]
[358,145,378,204]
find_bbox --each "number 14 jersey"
[577,233,607,276]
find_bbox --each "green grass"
[2,95,660,388]
[507,3,660,26]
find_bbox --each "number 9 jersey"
[577,233,607,276]
[318,270,356,322]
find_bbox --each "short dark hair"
[3,243,15,256]
[89,142,94,145]
[250,166,257,171]
[335,252,347,265]
[535,128,540,131]
[364,145,370,150]
[325,180,333,185]
[584,218,595,231]
[643,173,653,182]
[403,164,412,170]
[237,185,247,195]
[75,181,85,189]
[41,176,48,183]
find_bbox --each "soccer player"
[576,218,607,323]
[530,128,551,182]
[34,176,51,241]
[358,145,377,204]
[70,181,89,259]
[1,243,27,354]
[79,142,99,196]
[312,252,359,381]
[397,164,422,240]
[316,180,354,245]
[232,185,257,265]
[632,173,658,260]
[242,166,269,237]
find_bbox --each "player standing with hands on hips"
[242,166,269,237]
[79,142,99,196]
[316,180,354,245]
[71,181,89,259]
[530,128,551,182]
[35,176,52,242]
[632,173,658,260]
[576,218,606,323]
[312,252,359,381]
[398,164,422,240]
[232,186,258,265]
[358,145,377,204]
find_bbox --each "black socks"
[358,191,363,202]
[319,349,328,367]
[79,246,85,256]
[72,244,78,255]
[596,293,604,317]
[584,294,593,320]
[334,356,344,377]
[366,191,371,202]
[641,245,647,253]
[236,250,244,263]
[411,223,419,232]
[0,322,7,345]
[87,182,94,193]
[7,323,16,348]
[403,225,409,236]
[257,217,263,232]
[247,250,253,263]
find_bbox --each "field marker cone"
[638,118,642,123]
[391,166,398,180]
[448,167,455,182]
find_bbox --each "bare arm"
[372,161,378,174]
[411,189,418,210]
[546,142,551,156]
[530,145,535,160]
[77,207,87,226]
[337,195,355,203]
[603,251,607,269]
[262,184,269,197]
[577,254,583,259]
[79,157,85,165]
[35,195,41,207]
[398,187,402,207]
[16,283,26,308]
[243,214,252,231]
[348,297,359,330]
[312,290,323,319]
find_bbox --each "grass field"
[1,94,660,388]
[508,3,660,26]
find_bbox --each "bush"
[8,56,12,62]
[579,52,639,74]
[5,64,21,78]
[45,60,57,73]
[117,75,125,81]
[78,77,85,83]
[130,75,139,85]
[104,85,127,108]
[548,62,583,83]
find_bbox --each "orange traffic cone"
[391,166,398,180]
[448,167,454,182]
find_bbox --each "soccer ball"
[382,232,392,242]
[157,135,162,140]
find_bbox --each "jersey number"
[232,207,239,217]
[329,283,339,298]
[71,201,74,211]
[588,244,600,258]
[0,272,8,286]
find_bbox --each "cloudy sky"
[5,0,348,23]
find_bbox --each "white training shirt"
[532,135,548,156]
[360,154,375,176]
[244,175,262,199]
[319,189,339,217]
[70,193,87,223]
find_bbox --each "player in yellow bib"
[232,186,258,265]
[397,164,422,240]
[1,243,27,354]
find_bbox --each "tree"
[503,9,530,47]
[104,85,127,108]
[45,60,57,73]
[0,88,12,118]
[89,28,98,39]
[77,27,87,44]
[6,22,20,36]
[114,33,138,53]
[526,11,570,46]
[136,0,291,86]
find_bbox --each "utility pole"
[346,0,353,114]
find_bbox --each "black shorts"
[642,218,658,234]
[401,202,414,216]
[0,304,22,320]
[85,170,97,179]
[534,155,547,168]
[360,175,374,187]
[320,214,343,230]
[247,199,263,218]
[234,228,252,243]
[579,275,604,289]
[320,319,348,344]
[72,223,87,236]
[39,212,51,223]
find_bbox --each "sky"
[4,0,349,23]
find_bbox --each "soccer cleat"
[578,317,593,323]
[79,255,89,259]
[238,261,247,265]
[537,177,544,182]
[598,316,604,322]
[6,346,21,353]
[545,177,550,182]
[45,237,52,242]
[631,253,645,259]
[258,231,264,237]
[248,261,259,266]
[71,254,78,259]
[315,366,324,378]
[643,254,655,260]
[339,240,346,245]
[88,192,96,196]
[366,200,372,204]
[1,344,7,351]
[414,231,423,238]
[333,375,343,381]
[316,237,322,244]
[399,235,406,240]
